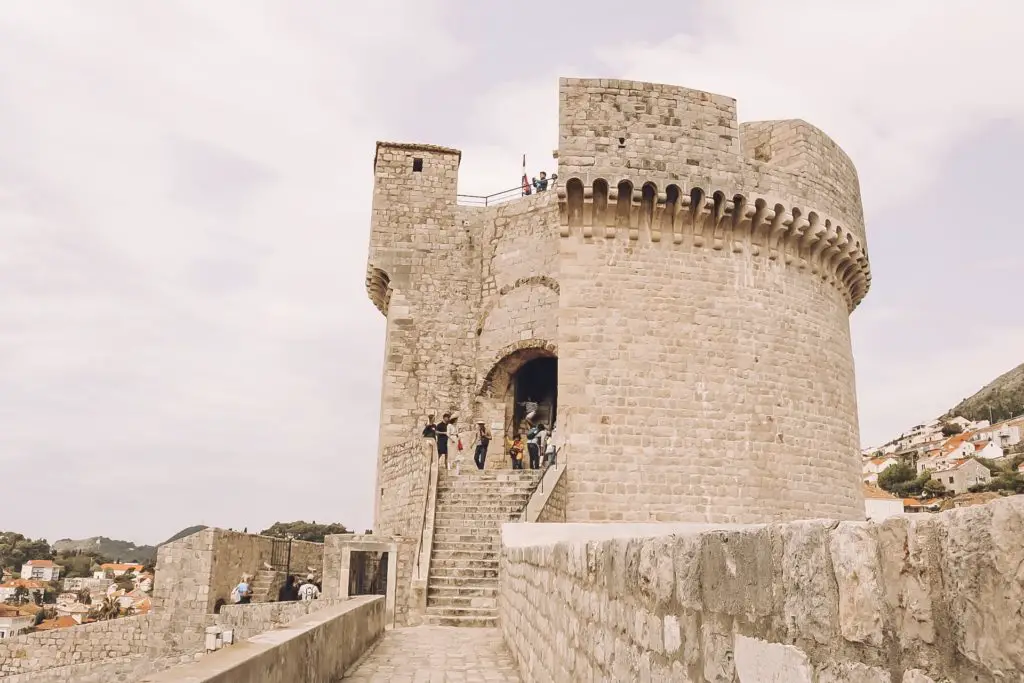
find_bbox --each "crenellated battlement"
[556,177,870,310]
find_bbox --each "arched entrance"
[511,357,557,436]
[477,341,558,450]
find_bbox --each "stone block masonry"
[0,614,151,677]
[499,496,1024,682]
[367,76,873,527]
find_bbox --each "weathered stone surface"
[499,497,1024,682]
[901,670,937,683]
[829,522,885,647]
[734,635,813,683]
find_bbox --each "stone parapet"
[499,496,1024,682]
[143,596,385,683]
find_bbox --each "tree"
[6,586,29,605]
[0,532,52,572]
[877,463,916,493]
[76,588,92,605]
[922,478,947,496]
[88,595,121,621]
[259,521,349,543]
[53,550,111,579]
[114,572,136,592]
[941,422,963,437]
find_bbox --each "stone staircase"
[425,468,544,627]
[250,568,284,603]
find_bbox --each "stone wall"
[0,614,151,677]
[499,496,1024,682]
[215,599,342,642]
[535,470,567,523]
[143,596,385,683]
[154,528,324,616]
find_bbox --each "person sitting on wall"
[532,171,549,192]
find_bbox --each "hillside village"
[0,558,153,640]
[862,412,1024,518]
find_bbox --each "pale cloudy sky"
[0,1,1020,544]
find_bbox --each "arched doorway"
[510,356,557,437]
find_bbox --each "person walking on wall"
[473,420,491,470]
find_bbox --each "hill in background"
[947,362,1024,424]
[51,525,209,565]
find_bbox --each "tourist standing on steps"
[545,424,559,466]
[509,436,524,469]
[526,423,544,470]
[424,413,453,470]
[231,575,252,604]
[519,398,539,426]
[473,420,491,470]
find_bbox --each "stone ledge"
[140,596,384,683]
[499,496,1024,681]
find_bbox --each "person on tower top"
[532,171,549,192]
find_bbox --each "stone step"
[432,533,502,545]
[430,550,499,563]
[435,496,532,505]
[421,613,498,628]
[426,594,498,609]
[429,559,499,571]
[428,569,498,582]
[424,605,498,619]
[428,539,497,551]
[427,584,497,597]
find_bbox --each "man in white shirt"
[298,576,320,601]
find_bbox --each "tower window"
[618,137,626,148]
[412,158,423,172]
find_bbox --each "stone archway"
[475,340,558,466]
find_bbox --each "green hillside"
[947,362,1024,424]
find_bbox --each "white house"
[20,560,61,582]
[0,580,47,603]
[970,420,1021,450]
[971,440,1005,462]
[863,456,899,484]
[931,459,992,495]
[94,563,144,579]
[863,484,904,521]
[0,607,33,640]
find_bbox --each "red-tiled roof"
[863,483,898,500]
[34,616,78,631]
[99,563,144,571]
[24,560,55,567]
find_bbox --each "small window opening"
[412,158,423,172]
[618,137,626,148]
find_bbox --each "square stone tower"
[366,78,871,529]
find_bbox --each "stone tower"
[366,77,871,528]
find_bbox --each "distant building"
[0,606,34,639]
[94,563,144,579]
[931,458,992,496]
[862,456,899,484]
[0,579,47,603]
[863,484,904,521]
[969,419,1022,450]
[903,498,942,513]
[20,560,61,582]
[971,440,1005,461]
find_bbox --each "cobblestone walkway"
[344,626,521,682]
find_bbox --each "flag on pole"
[521,154,531,196]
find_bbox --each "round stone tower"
[553,78,870,523]
[365,77,872,529]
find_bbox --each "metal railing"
[456,179,559,207]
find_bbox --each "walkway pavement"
[344,626,521,682]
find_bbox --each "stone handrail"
[519,463,566,522]
[413,452,439,582]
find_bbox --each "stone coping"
[501,520,759,548]
[139,596,384,683]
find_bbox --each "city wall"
[499,496,1024,682]
[142,596,384,683]
[154,528,323,615]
